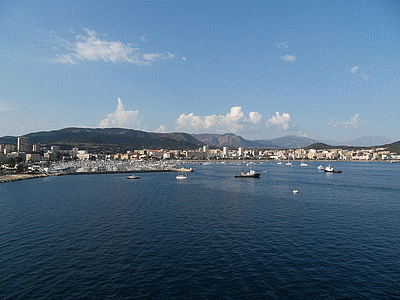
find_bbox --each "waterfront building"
[4,144,16,154]
[26,153,42,162]
[71,147,79,158]
[17,137,29,152]
[238,147,244,157]
[223,146,229,158]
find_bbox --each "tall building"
[17,136,29,152]
[223,146,229,158]
[238,147,244,157]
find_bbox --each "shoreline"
[0,173,52,183]
[0,168,185,184]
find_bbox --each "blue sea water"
[1,161,399,299]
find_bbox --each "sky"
[1,0,399,143]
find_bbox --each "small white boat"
[293,190,298,194]
[127,174,140,179]
[176,172,187,180]
[300,162,308,166]
[277,161,282,165]
[317,165,324,170]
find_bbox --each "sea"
[1,161,399,299]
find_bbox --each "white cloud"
[277,42,289,48]
[351,66,360,74]
[176,106,263,133]
[156,125,167,133]
[342,113,362,128]
[143,53,162,61]
[267,112,294,131]
[328,113,364,129]
[281,55,296,62]
[50,29,174,65]
[99,97,142,128]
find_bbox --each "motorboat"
[127,174,140,179]
[324,164,341,173]
[317,165,324,170]
[176,172,187,180]
[234,166,261,178]
[300,162,308,166]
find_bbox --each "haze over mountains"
[0,127,395,151]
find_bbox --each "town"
[1,136,399,177]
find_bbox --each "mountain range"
[0,128,203,153]
[0,127,397,152]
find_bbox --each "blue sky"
[1,0,399,143]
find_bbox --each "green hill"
[0,127,204,153]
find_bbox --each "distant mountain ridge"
[343,136,392,147]
[194,133,316,149]
[0,127,204,153]
[322,136,392,147]
[192,133,260,148]
[255,135,317,149]
[0,128,398,152]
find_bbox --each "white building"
[238,147,244,157]
[223,146,229,158]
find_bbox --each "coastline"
[0,173,51,183]
[0,168,190,184]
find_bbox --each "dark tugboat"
[234,166,261,178]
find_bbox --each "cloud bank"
[177,107,297,134]
[50,29,174,65]
[99,97,142,128]
[267,112,295,131]
[176,106,263,133]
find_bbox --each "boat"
[317,165,324,170]
[300,161,308,166]
[127,174,140,179]
[277,161,282,165]
[286,161,292,166]
[234,166,261,178]
[173,167,194,172]
[176,172,187,180]
[324,164,341,173]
